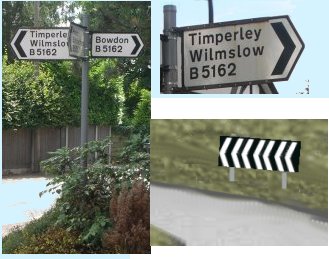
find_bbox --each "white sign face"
[181,16,304,88]
[68,23,86,58]
[91,33,143,57]
[11,28,75,60]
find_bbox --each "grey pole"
[208,0,214,23]
[229,167,235,182]
[282,172,287,189]
[163,5,177,93]
[80,14,89,167]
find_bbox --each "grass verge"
[150,225,185,246]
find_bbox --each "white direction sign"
[11,28,75,60]
[68,22,87,58]
[91,33,143,57]
[179,15,304,88]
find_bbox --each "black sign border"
[175,15,305,91]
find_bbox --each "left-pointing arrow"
[131,35,141,55]
[14,30,27,58]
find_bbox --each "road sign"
[218,136,301,173]
[68,22,87,58]
[10,28,75,60]
[177,15,304,88]
[91,33,143,57]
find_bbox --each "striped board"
[218,136,301,173]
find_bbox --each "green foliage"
[81,1,151,122]
[2,57,80,128]
[40,137,149,248]
[2,55,126,129]
[132,89,150,130]
[14,228,79,254]
[89,59,125,125]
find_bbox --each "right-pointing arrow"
[271,22,296,76]
[131,35,141,55]
[14,30,27,58]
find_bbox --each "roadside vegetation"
[2,1,150,254]
[151,120,328,215]
[151,225,185,246]
[3,134,150,254]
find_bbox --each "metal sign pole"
[80,13,89,167]
[282,172,287,189]
[163,5,177,93]
[208,0,214,24]
[229,167,235,182]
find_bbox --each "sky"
[154,0,329,97]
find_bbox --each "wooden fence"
[2,125,128,175]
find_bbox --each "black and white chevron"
[218,136,301,173]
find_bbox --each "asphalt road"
[151,183,328,245]
[2,176,58,237]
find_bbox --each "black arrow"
[14,30,27,58]
[271,22,296,75]
[131,35,141,55]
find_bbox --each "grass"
[150,225,185,246]
[151,120,328,214]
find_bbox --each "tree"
[80,1,151,122]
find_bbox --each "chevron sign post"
[218,136,301,189]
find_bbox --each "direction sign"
[177,15,304,88]
[68,22,87,58]
[218,136,301,173]
[91,33,143,57]
[10,28,75,60]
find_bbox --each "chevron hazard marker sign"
[218,136,301,173]
[177,15,304,88]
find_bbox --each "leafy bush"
[132,89,150,130]
[102,180,150,254]
[2,55,125,129]
[14,228,80,254]
[40,137,149,249]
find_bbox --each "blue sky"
[154,0,329,97]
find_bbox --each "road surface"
[151,183,328,245]
[2,176,58,237]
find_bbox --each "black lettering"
[228,63,236,76]
[253,46,264,56]
[189,49,203,62]
[190,67,198,79]
[243,47,250,57]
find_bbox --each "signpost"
[11,28,75,60]
[178,16,304,88]
[68,22,88,58]
[91,33,143,57]
[11,18,144,167]
[218,136,301,189]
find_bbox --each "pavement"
[151,183,328,246]
[2,175,59,237]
